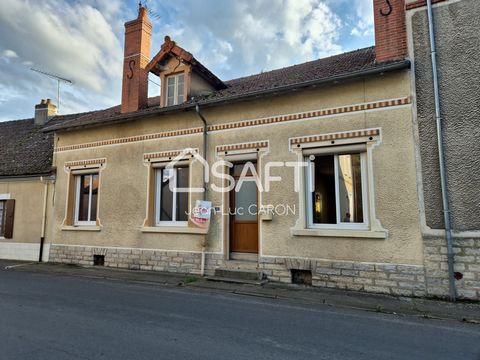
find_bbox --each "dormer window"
[145,36,227,108]
[166,73,185,106]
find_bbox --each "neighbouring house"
[405,0,480,299]
[1,0,477,301]
[0,100,85,261]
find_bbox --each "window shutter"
[4,199,15,239]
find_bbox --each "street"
[0,266,479,360]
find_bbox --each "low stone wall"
[53,244,480,300]
[49,245,205,274]
[259,257,426,297]
[423,236,480,300]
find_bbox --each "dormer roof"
[146,36,226,90]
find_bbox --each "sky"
[0,0,374,122]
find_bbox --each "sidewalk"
[2,260,479,323]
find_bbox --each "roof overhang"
[45,59,410,133]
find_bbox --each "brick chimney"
[373,0,407,63]
[121,6,152,113]
[34,99,57,126]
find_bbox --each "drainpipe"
[195,103,208,276]
[39,177,49,262]
[427,0,456,301]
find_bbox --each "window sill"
[141,226,208,235]
[61,225,102,232]
[291,227,387,239]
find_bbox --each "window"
[306,152,368,229]
[155,166,189,226]
[166,73,185,106]
[0,200,5,237]
[74,173,99,226]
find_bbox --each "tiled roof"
[1,46,409,177]
[0,112,92,177]
[45,47,409,132]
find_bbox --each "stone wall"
[50,243,479,301]
[49,245,205,274]
[260,257,426,297]
[424,237,480,300]
[50,245,430,297]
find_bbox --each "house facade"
[0,100,72,261]
[44,1,428,297]
[1,0,478,300]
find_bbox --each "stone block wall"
[259,257,426,297]
[50,243,479,301]
[424,237,480,300]
[49,245,204,274]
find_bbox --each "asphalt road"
[0,267,479,360]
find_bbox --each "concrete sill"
[291,228,387,239]
[141,226,208,235]
[61,225,102,232]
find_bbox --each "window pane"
[177,74,184,85]
[234,180,258,221]
[90,174,99,222]
[160,168,174,221]
[176,167,189,222]
[177,92,184,104]
[167,76,175,106]
[232,161,256,177]
[311,155,336,224]
[177,79,184,102]
[78,175,90,221]
[338,154,364,223]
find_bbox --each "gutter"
[0,174,55,182]
[427,0,456,300]
[44,60,410,133]
[195,103,208,277]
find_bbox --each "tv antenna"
[139,0,161,20]
[30,68,73,113]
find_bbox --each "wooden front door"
[229,161,259,254]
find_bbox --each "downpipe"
[195,103,208,276]
[39,177,49,262]
[427,0,456,300]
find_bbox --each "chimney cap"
[138,4,148,19]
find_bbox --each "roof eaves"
[46,59,410,133]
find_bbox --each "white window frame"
[165,73,185,106]
[74,173,98,226]
[155,167,189,227]
[306,152,369,230]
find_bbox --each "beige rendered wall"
[0,178,53,261]
[52,70,423,265]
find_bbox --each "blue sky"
[0,0,374,121]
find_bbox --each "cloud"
[0,0,373,122]
[0,0,125,119]
[154,0,343,80]
[349,0,374,37]
[1,49,18,59]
